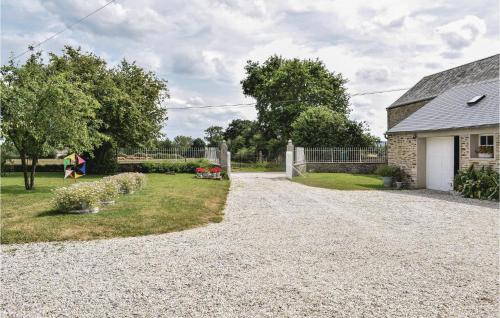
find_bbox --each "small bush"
[99,179,120,202]
[141,159,214,173]
[375,165,402,178]
[103,172,147,194]
[454,165,499,200]
[52,182,103,211]
[52,173,147,212]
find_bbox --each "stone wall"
[387,134,418,186]
[388,129,500,189]
[306,163,385,174]
[387,99,431,129]
[459,134,500,171]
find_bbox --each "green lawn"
[1,172,229,244]
[293,173,384,190]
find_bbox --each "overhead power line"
[167,87,410,110]
[13,0,117,60]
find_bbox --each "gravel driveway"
[1,172,498,317]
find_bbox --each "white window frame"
[479,134,494,147]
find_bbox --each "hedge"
[7,160,216,174]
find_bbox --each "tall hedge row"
[7,160,215,174]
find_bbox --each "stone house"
[386,54,499,191]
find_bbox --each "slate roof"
[388,79,499,133]
[389,54,499,108]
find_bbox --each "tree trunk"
[20,152,30,190]
[29,157,38,190]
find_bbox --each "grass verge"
[293,173,384,190]
[1,172,229,244]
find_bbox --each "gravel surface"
[1,172,498,317]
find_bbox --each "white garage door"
[426,137,454,191]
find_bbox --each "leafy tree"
[241,55,349,143]
[204,126,224,147]
[173,135,193,148]
[291,106,379,147]
[0,53,103,189]
[50,46,169,173]
[192,138,206,148]
[224,119,257,153]
[343,121,380,147]
[154,137,173,148]
[1,141,17,176]
[291,107,346,147]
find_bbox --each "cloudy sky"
[2,0,498,140]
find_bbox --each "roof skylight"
[467,95,486,105]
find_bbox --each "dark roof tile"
[389,54,499,108]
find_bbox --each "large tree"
[241,55,349,143]
[291,107,347,147]
[50,46,169,173]
[192,138,206,148]
[173,135,193,148]
[204,126,225,147]
[224,119,257,153]
[0,52,104,189]
[290,106,379,147]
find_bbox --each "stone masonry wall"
[459,134,500,172]
[387,134,418,186]
[306,163,384,174]
[387,99,431,129]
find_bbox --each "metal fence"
[299,146,387,163]
[117,147,220,164]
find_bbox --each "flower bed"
[196,166,222,180]
[52,173,147,213]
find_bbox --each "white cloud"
[2,0,498,139]
[437,15,487,57]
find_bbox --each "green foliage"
[192,138,206,148]
[99,179,120,202]
[291,107,347,147]
[173,135,193,148]
[1,46,168,188]
[204,126,225,147]
[85,142,118,174]
[477,146,494,154]
[241,55,349,142]
[140,160,214,173]
[290,106,379,147]
[154,137,173,148]
[454,165,499,200]
[375,165,402,178]
[52,173,147,212]
[51,47,168,148]
[1,142,16,175]
[103,172,147,194]
[1,52,104,189]
[52,182,103,211]
[224,119,258,153]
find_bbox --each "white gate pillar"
[286,151,293,180]
[227,151,231,179]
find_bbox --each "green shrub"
[375,165,402,178]
[103,173,147,194]
[99,179,120,202]
[52,182,103,211]
[52,173,147,212]
[141,159,214,173]
[454,165,499,200]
